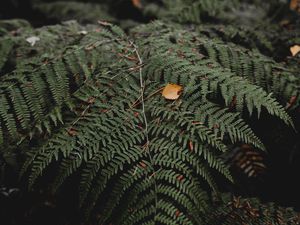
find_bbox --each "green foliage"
[0,38,13,72]
[33,1,116,23]
[0,19,31,34]
[205,193,300,225]
[0,0,299,224]
[0,17,298,223]
[0,22,124,143]
[0,20,110,73]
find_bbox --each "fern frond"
[0,38,13,72]
[33,1,116,24]
[198,37,300,108]
[206,193,300,225]
[4,21,294,225]
[0,25,125,144]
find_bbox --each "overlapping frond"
[0,19,297,225]
[206,193,300,225]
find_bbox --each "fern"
[223,144,266,178]
[0,19,293,225]
[33,1,116,24]
[196,35,300,109]
[0,22,125,143]
[206,193,300,225]
[1,0,299,222]
[0,38,13,72]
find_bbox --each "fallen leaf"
[290,45,300,56]
[290,0,300,12]
[162,83,183,100]
[26,36,40,46]
[132,0,142,9]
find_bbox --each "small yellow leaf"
[132,0,142,9]
[290,45,300,56]
[162,83,183,100]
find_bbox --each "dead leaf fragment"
[132,0,142,9]
[175,210,181,218]
[279,19,290,27]
[139,161,147,168]
[97,20,112,26]
[67,128,78,136]
[26,36,40,46]
[290,0,300,12]
[78,30,88,35]
[176,174,184,182]
[162,83,183,100]
[290,45,300,56]
[188,140,193,151]
[286,95,297,109]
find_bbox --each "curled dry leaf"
[290,45,300,56]
[162,83,183,100]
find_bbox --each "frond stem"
[131,40,158,221]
